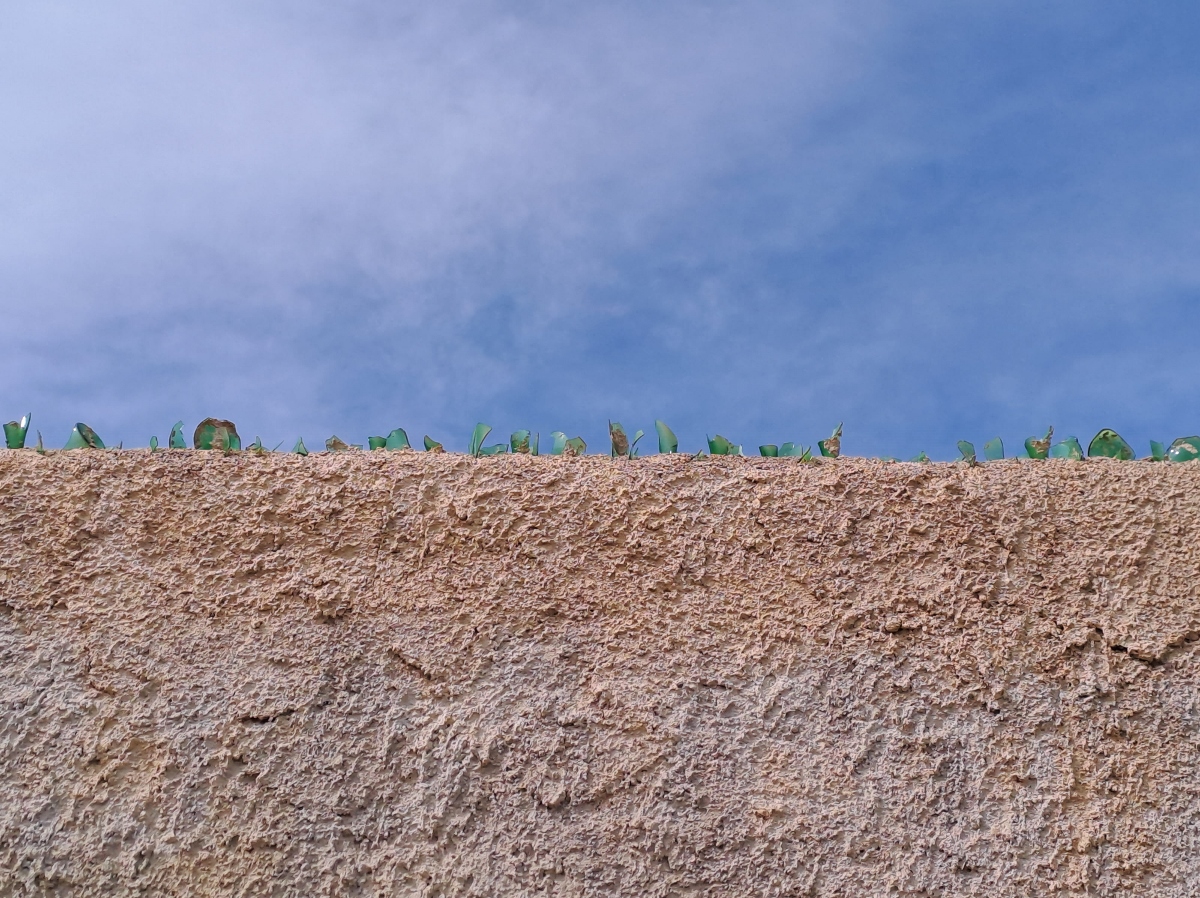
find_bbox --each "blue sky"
[2,1,1199,457]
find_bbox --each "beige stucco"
[2,451,1199,896]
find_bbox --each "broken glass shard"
[385,428,411,450]
[1049,437,1084,460]
[65,423,104,449]
[654,420,678,454]
[609,422,629,458]
[1025,427,1053,460]
[818,423,842,458]
[469,423,492,458]
[4,413,30,449]
[1087,429,1135,460]
[708,434,736,456]
[1168,436,1200,463]
[194,418,241,451]
[325,436,361,451]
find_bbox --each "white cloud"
[3,1,1197,454]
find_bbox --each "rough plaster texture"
[2,452,1200,896]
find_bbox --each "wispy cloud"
[2,1,1197,455]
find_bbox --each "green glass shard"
[169,420,186,449]
[480,444,508,456]
[62,425,87,449]
[423,435,444,453]
[1025,427,1053,460]
[1087,429,1135,460]
[1049,437,1084,460]
[708,434,737,456]
[1168,436,1200,463]
[65,423,104,450]
[511,430,532,454]
[629,430,644,458]
[194,418,241,451]
[1149,440,1167,462]
[248,437,267,455]
[385,428,411,450]
[325,435,361,451]
[149,436,159,452]
[957,441,977,464]
[609,422,629,458]
[530,433,540,456]
[550,432,567,455]
[910,451,930,463]
[292,438,308,456]
[469,423,492,458]
[878,456,901,462]
[818,423,843,458]
[779,443,812,460]
[759,444,778,457]
[655,420,678,454]
[35,431,45,455]
[4,413,30,449]
[564,436,586,456]
[368,436,387,450]
[982,437,1004,461]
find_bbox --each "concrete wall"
[2,452,1199,896]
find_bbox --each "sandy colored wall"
[2,452,1199,897]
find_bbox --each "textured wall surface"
[2,452,1199,897]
